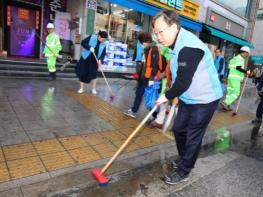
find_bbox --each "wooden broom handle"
[101,105,158,174]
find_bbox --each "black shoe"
[172,158,182,169]
[252,118,262,124]
[164,171,189,185]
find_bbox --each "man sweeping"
[43,23,62,81]
[220,46,250,111]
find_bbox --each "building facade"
[251,0,263,65]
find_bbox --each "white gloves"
[148,81,154,86]
[90,47,95,53]
[155,94,168,106]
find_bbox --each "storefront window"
[257,9,263,20]
[95,0,144,53]
[215,0,250,17]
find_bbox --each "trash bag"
[144,81,160,111]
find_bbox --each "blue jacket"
[135,41,144,62]
[170,28,223,104]
[214,55,225,76]
[82,34,106,60]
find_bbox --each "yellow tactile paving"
[40,151,75,171]
[101,131,127,142]
[82,133,109,146]
[59,136,88,150]
[0,148,5,162]
[92,143,117,158]
[118,127,136,137]
[134,136,157,148]
[148,133,172,144]
[0,162,10,182]
[3,143,37,161]
[112,140,140,153]
[69,147,101,164]
[7,157,46,179]
[33,139,65,155]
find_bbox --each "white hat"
[47,23,54,29]
[240,46,250,54]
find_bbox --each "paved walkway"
[0,77,255,189]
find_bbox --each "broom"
[91,105,158,186]
[232,76,248,116]
[92,51,115,100]
[162,98,178,133]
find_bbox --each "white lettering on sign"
[49,0,62,21]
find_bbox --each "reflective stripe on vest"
[144,47,163,78]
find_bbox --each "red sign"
[7,6,11,26]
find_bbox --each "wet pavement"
[0,77,261,196]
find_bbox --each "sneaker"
[149,121,163,129]
[164,171,189,185]
[78,88,84,94]
[91,89,97,95]
[123,109,136,118]
[252,117,262,124]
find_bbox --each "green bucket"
[214,128,231,152]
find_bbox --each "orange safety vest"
[144,47,163,78]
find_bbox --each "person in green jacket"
[43,23,62,81]
[220,46,251,111]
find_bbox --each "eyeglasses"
[153,26,171,37]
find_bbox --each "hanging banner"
[55,11,71,40]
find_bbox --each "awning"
[104,0,202,32]
[204,25,254,48]
[104,0,160,16]
[180,16,202,32]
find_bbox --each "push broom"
[91,105,158,186]
[92,51,115,100]
[232,76,248,116]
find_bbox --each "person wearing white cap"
[43,23,62,80]
[220,46,251,111]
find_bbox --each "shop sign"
[146,0,183,11]
[206,9,244,38]
[159,0,183,10]
[146,0,199,21]
[86,0,97,10]
[178,0,199,21]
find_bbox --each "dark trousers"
[256,96,263,119]
[172,99,219,175]
[131,85,146,113]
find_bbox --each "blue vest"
[170,28,223,104]
[214,55,225,76]
[82,34,106,60]
[136,41,144,61]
